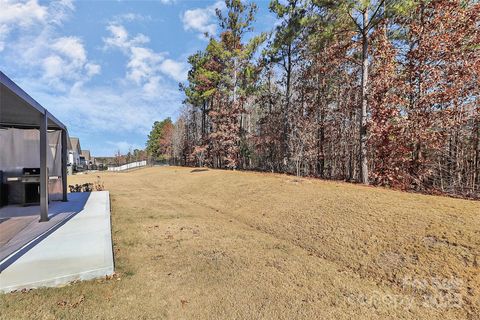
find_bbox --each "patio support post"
[61,129,68,202]
[39,111,49,222]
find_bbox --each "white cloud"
[23,34,101,88]
[40,36,98,84]
[159,59,188,82]
[46,0,75,25]
[0,1,184,156]
[0,67,181,155]
[0,0,48,51]
[182,1,225,39]
[0,0,73,43]
[51,36,86,62]
[103,24,149,52]
[85,63,101,77]
[42,55,63,78]
[104,23,187,85]
[0,24,10,52]
[127,46,163,84]
[143,76,162,97]
[25,78,181,137]
[0,0,48,27]
[1,1,99,89]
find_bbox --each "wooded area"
[152,0,480,198]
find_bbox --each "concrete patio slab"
[0,191,114,293]
[0,192,91,266]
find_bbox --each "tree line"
[149,0,480,198]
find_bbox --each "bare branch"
[366,0,387,31]
[348,11,364,33]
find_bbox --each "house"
[69,137,82,172]
[81,150,92,167]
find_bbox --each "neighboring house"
[81,150,92,166]
[69,137,82,170]
[68,141,98,172]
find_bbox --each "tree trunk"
[283,45,293,170]
[475,117,480,190]
[201,101,206,140]
[359,9,370,185]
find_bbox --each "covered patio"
[0,71,114,291]
[0,71,69,221]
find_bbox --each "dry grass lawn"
[1,166,479,319]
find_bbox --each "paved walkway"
[0,191,113,292]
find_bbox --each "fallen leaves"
[180,299,188,307]
[56,295,85,309]
[105,272,121,281]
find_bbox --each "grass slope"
[1,167,479,319]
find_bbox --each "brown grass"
[1,166,479,319]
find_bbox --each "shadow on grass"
[190,168,209,173]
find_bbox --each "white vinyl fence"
[107,160,147,172]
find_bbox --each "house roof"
[70,137,81,153]
[0,71,67,131]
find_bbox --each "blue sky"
[0,0,273,156]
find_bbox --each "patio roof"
[0,71,67,131]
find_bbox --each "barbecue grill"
[5,168,59,206]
